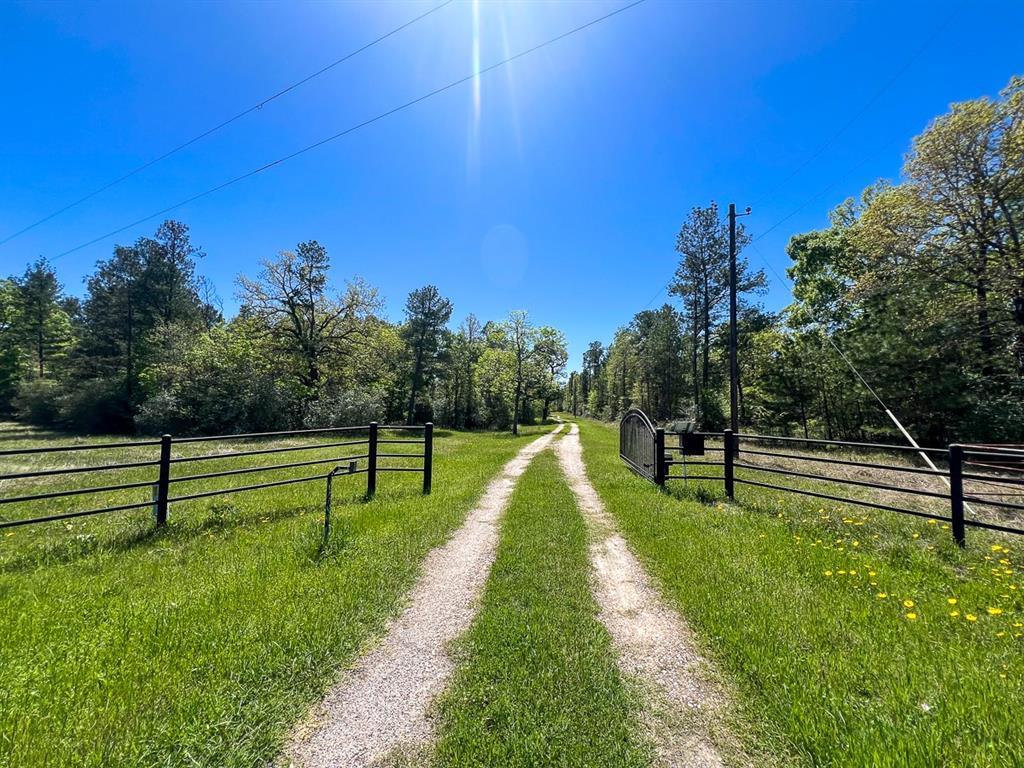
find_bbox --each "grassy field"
[6,415,1023,767]
[0,421,547,768]
[433,448,651,767]
[575,417,1024,767]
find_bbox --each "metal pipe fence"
[0,421,434,530]
[618,408,1024,547]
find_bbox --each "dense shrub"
[303,391,384,429]
[13,379,61,427]
[58,378,134,434]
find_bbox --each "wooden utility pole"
[728,204,738,438]
[728,203,751,447]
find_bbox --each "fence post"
[367,422,378,497]
[949,443,965,547]
[155,434,172,526]
[423,422,433,495]
[724,429,735,500]
[324,470,334,542]
[654,427,666,486]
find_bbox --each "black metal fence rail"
[0,421,433,530]
[618,408,1024,547]
[723,433,1024,545]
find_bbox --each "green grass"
[575,417,1024,767]
[0,422,550,768]
[432,449,651,768]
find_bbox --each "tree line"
[0,228,567,435]
[566,75,1023,445]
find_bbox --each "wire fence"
[620,409,1024,547]
[0,422,433,530]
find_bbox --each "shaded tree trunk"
[1012,289,1024,377]
[977,270,995,376]
[407,344,424,424]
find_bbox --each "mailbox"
[679,432,705,456]
[665,420,704,456]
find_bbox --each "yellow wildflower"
[966,614,978,622]
[906,613,918,620]
[987,607,1004,616]
[947,598,958,605]
[903,599,915,608]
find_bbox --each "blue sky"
[2,0,1022,369]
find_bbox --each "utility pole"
[728,203,751,444]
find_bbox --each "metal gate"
[619,408,665,485]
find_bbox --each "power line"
[0,0,456,248]
[749,142,890,245]
[745,237,963,498]
[739,239,969,508]
[640,284,669,311]
[48,0,648,262]
[746,240,887,403]
[749,3,960,210]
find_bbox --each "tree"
[671,202,765,426]
[476,333,516,430]
[771,77,1024,442]
[13,259,72,379]
[236,241,379,401]
[630,305,689,421]
[3,217,579,435]
[903,77,1022,373]
[67,221,213,430]
[149,220,206,327]
[565,370,581,416]
[402,285,453,423]
[470,311,545,434]
[531,326,568,420]
[443,314,485,428]
[505,310,536,435]
[0,280,23,414]
[581,341,606,416]
[136,317,302,435]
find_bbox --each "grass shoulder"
[0,425,537,768]
[576,417,1024,767]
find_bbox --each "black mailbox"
[680,432,705,456]
[665,420,705,456]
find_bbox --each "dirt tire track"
[285,425,565,768]
[555,423,746,768]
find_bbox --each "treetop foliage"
[567,75,1024,444]
[1,227,567,436]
